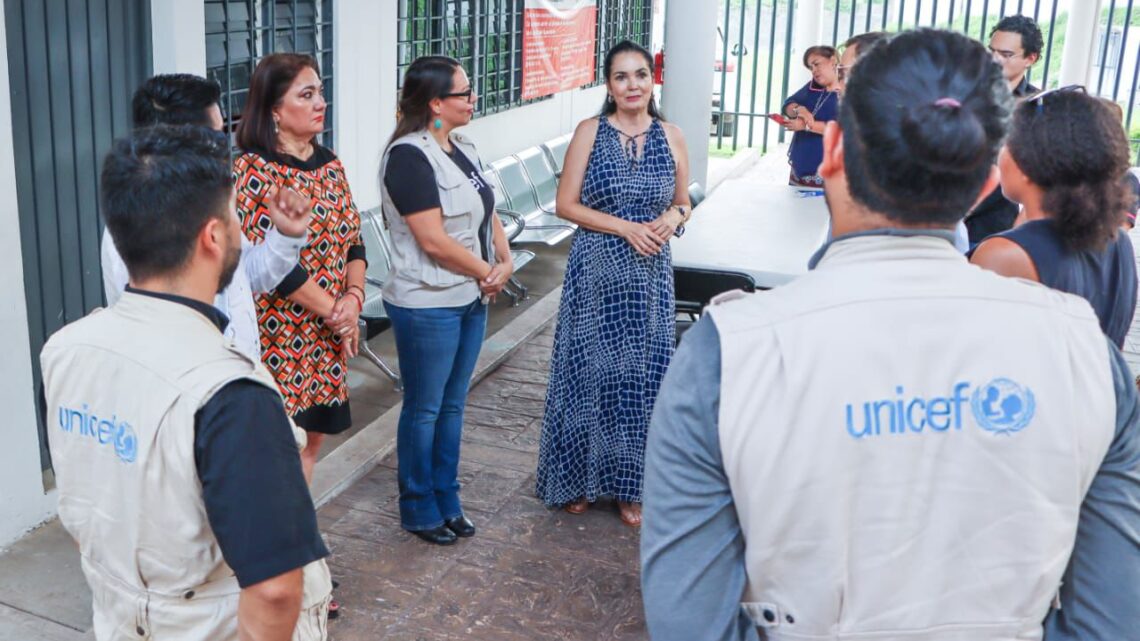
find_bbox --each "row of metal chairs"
[486,134,577,248]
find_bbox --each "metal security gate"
[5,0,151,475]
[709,1,796,155]
[710,0,1140,157]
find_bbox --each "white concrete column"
[150,0,206,74]
[792,0,826,86]
[333,0,395,211]
[0,5,58,548]
[661,0,718,190]
[1058,0,1105,87]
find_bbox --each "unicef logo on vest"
[845,380,1036,439]
[58,404,138,464]
[969,378,1036,435]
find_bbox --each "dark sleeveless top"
[999,219,1137,347]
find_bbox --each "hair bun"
[900,100,988,174]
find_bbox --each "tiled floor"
[319,324,648,641]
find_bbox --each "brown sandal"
[618,501,642,528]
[563,498,589,514]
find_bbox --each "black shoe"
[411,525,457,545]
[444,515,476,538]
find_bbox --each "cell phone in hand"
[768,113,793,127]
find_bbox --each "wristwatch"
[672,205,689,238]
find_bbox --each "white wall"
[460,86,608,163]
[338,0,608,208]
[151,0,206,75]
[332,0,396,212]
[0,6,58,550]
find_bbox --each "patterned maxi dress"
[536,117,677,506]
[234,146,364,434]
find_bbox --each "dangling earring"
[433,111,443,129]
[273,117,279,134]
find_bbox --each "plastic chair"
[673,267,756,343]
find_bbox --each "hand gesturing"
[266,182,311,238]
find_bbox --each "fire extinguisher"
[654,48,665,85]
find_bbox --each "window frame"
[397,0,653,119]
[205,0,335,148]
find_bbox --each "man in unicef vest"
[41,125,330,640]
[641,29,1140,641]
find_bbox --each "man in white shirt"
[101,73,309,360]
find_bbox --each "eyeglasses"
[442,87,476,102]
[1029,84,1086,113]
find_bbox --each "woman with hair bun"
[970,88,1137,347]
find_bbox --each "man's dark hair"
[840,29,1011,226]
[843,32,888,59]
[1007,91,1131,251]
[100,125,232,281]
[131,74,222,128]
[991,15,1044,58]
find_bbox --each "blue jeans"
[384,298,487,531]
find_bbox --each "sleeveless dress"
[536,117,677,506]
[997,219,1137,348]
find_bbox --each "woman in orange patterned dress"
[233,53,365,479]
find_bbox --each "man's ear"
[1026,52,1040,66]
[198,217,226,260]
[818,121,845,179]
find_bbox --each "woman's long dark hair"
[236,53,320,153]
[387,56,462,149]
[840,29,1010,226]
[1006,91,1131,252]
[598,40,664,120]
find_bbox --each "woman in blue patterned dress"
[536,40,691,527]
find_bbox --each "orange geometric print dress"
[234,145,364,434]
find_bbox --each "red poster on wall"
[522,0,598,100]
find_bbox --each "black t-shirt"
[384,144,495,261]
[126,288,329,588]
[965,76,1040,246]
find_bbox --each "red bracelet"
[344,289,364,311]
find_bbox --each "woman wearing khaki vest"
[379,56,513,545]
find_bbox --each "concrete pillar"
[333,0,394,211]
[0,2,58,548]
[150,0,206,75]
[792,0,826,86]
[1058,0,1104,87]
[661,0,718,189]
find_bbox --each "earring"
[434,117,443,130]
[273,118,279,134]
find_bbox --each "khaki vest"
[41,292,331,641]
[707,235,1115,640]
[380,130,494,308]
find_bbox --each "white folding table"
[672,180,831,289]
